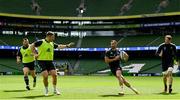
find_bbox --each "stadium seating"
[75,59,107,74]
[0,34,79,46]
[0,34,180,47]
[0,58,21,72]
[71,58,162,74]
[0,58,77,73]
[80,34,180,47]
[0,0,179,16]
[125,58,162,73]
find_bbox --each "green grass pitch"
[0,75,180,99]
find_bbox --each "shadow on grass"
[15,95,54,99]
[154,92,178,95]
[100,94,124,97]
[3,90,28,92]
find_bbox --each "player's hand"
[34,53,39,59]
[16,59,21,64]
[67,42,75,47]
[114,56,120,61]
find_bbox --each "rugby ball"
[120,51,129,62]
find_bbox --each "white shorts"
[162,67,173,75]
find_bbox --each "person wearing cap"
[31,31,74,96]
[156,35,177,93]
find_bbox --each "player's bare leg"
[42,70,49,96]
[50,70,60,95]
[163,73,168,93]
[30,70,36,87]
[23,67,30,90]
[167,71,173,93]
[121,75,139,94]
[116,70,124,95]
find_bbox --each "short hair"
[111,40,117,43]
[23,38,28,41]
[165,35,172,40]
[46,31,54,36]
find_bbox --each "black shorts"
[38,61,56,72]
[23,61,35,70]
[162,65,173,72]
[162,63,173,71]
[110,66,122,76]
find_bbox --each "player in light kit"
[104,40,139,95]
[156,35,177,93]
[16,38,36,90]
[31,31,74,96]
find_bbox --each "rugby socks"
[33,76,36,83]
[53,85,56,91]
[119,85,124,93]
[24,76,29,86]
[164,84,167,92]
[33,76,36,87]
[44,86,49,96]
[53,85,60,95]
[169,85,172,93]
[24,76,30,90]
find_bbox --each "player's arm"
[56,42,74,49]
[16,49,21,64]
[104,50,120,63]
[104,56,120,63]
[156,45,163,57]
[31,40,43,59]
[173,45,178,62]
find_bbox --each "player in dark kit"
[156,35,177,93]
[104,40,138,95]
[16,38,36,90]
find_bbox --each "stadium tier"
[0,34,180,47]
[0,58,22,72]
[75,59,107,74]
[0,34,79,46]
[0,0,179,16]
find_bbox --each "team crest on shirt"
[109,52,116,57]
[163,47,166,50]
[46,48,51,52]
[110,52,113,55]
[171,46,173,50]
[24,54,28,57]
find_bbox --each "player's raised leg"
[121,75,139,94]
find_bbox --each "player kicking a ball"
[31,31,74,96]
[156,35,177,93]
[16,38,37,90]
[104,40,139,95]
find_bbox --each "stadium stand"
[0,0,179,16]
[75,59,107,74]
[0,58,22,72]
[0,0,179,75]
[0,34,180,47]
[0,58,77,73]
[0,34,79,46]
[68,58,162,74]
